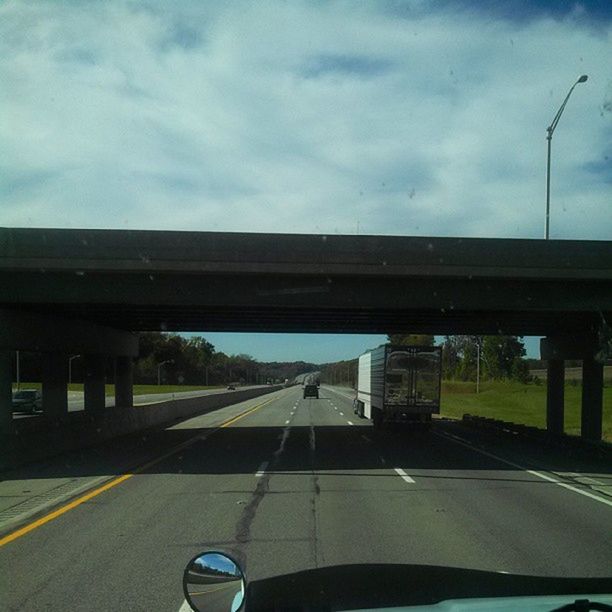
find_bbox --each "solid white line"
[347,421,354,426]
[394,467,415,484]
[526,470,612,508]
[436,432,612,509]
[255,461,269,477]
[178,599,192,612]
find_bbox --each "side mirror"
[183,551,246,612]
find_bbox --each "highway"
[186,578,242,611]
[1,385,611,611]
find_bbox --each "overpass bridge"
[1,227,610,443]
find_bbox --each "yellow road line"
[0,394,279,548]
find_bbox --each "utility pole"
[476,342,480,394]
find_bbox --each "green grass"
[12,383,222,396]
[441,380,612,441]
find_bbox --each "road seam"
[255,461,269,477]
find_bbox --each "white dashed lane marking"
[255,461,269,477]
[394,467,416,484]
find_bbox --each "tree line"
[320,334,533,386]
[11,333,320,386]
[132,333,321,385]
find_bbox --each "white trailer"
[354,344,442,429]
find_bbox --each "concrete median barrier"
[2,386,282,470]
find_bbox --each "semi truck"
[353,344,442,429]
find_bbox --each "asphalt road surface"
[1,385,611,611]
[186,579,242,611]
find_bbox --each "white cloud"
[1,0,610,239]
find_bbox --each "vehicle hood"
[245,563,612,612]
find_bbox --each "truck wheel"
[372,408,383,430]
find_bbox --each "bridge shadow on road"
[2,420,611,487]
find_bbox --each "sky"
[195,552,240,577]
[1,0,610,362]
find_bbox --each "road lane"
[186,578,242,611]
[1,385,610,611]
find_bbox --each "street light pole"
[157,360,173,385]
[476,342,480,395]
[545,75,588,240]
[68,354,81,385]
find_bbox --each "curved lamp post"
[157,359,174,386]
[545,75,588,240]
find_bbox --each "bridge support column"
[84,354,106,411]
[42,353,68,420]
[114,356,133,408]
[0,351,14,437]
[581,357,603,442]
[545,359,564,435]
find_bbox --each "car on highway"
[11,389,42,414]
[227,384,236,390]
[303,383,319,399]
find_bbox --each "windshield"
[0,1,610,611]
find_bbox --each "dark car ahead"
[303,384,319,399]
[12,389,42,414]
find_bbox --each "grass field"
[11,383,222,396]
[441,380,612,441]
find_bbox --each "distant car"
[227,384,236,390]
[12,389,42,414]
[303,384,318,399]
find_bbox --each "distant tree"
[482,336,526,380]
[511,357,531,384]
[441,336,461,379]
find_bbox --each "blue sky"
[190,333,542,362]
[195,552,240,577]
[1,1,610,363]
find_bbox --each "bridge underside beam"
[0,309,138,356]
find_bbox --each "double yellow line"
[0,396,276,548]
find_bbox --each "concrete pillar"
[0,351,14,437]
[84,354,106,411]
[42,353,68,420]
[581,357,603,442]
[114,356,133,408]
[545,359,564,435]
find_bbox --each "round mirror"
[183,551,245,612]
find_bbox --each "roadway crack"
[309,420,323,567]
[234,423,292,545]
